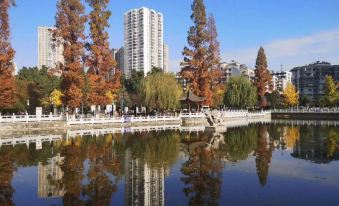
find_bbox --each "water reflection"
[0,122,338,205]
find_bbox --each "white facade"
[124,7,164,77]
[271,71,292,93]
[38,26,64,69]
[163,44,169,72]
[220,60,255,82]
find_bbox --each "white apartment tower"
[38,26,64,69]
[124,7,164,77]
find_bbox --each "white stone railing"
[179,112,206,118]
[220,110,271,118]
[67,115,181,125]
[272,107,339,113]
[0,114,63,124]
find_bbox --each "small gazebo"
[180,90,206,112]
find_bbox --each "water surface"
[0,121,338,206]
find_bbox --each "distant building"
[124,7,164,77]
[116,47,125,71]
[163,44,169,72]
[38,26,64,69]
[290,61,339,102]
[271,71,292,93]
[218,60,255,83]
[38,154,64,198]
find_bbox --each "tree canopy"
[224,76,257,108]
[283,83,299,107]
[140,72,182,110]
[324,75,338,107]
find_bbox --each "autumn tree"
[324,75,338,107]
[181,0,215,105]
[283,83,299,107]
[0,0,16,112]
[254,47,272,108]
[86,0,120,107]
[54,0,87,111]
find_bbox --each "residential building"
[290,61,339,102]
[116,47,125,71]
[163,44,169,72]
[218,60,255,83]
[271,71,292,92]
[124,7,164,77]
[38,26,64,69]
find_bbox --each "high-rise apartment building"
[163,44,169,72]
[271,71,292,93]
[124,7,164,77]
[290,61,339,102]
[38,26,64,69]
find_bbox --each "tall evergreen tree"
[55,0,87,111]
[0,0,16,111]
[181,0,213,105]
[254,47,272,108]
[86,0,120,106]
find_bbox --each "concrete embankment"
[272,113,339,120]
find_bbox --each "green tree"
[140,72,182,110]
[224,76,257,108]
[17,66,61,109]
[267,90,282,109]
[324,75,338,107]
[299,95,310,107]
[254,47,272,108]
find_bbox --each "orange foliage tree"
[54,0,87,111]
[0,0,16,111]
[181,0,220,106]
[254,47,272,108]
[86,0,120,107]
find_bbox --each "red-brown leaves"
[0,0,16,110]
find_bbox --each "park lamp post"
[26,99,30,115]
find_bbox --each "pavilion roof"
[180,90,206,102]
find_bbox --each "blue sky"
[9,0,339,71]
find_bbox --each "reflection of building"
[125,150,164,206]
[38,26,64,69]
[38,154,64,198]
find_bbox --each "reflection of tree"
[82,134,118,206]
[220,126,257,161]
[284,126,300,149]
[254,125,273,186]
[325,128,338,158]
[181,133,223,206]
[118,131,180,168]
[59,137,85,206]
[0,146,16,206]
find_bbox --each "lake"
[0,121,338,206]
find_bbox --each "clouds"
[223,28,339,71]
